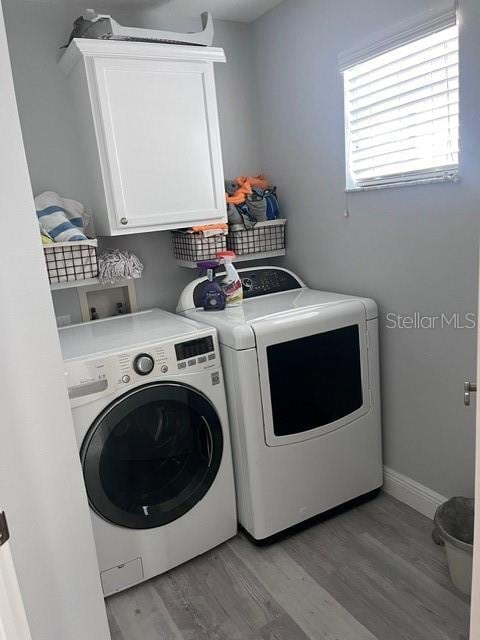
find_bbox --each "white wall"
[253,0,480,498]
[2,1,263,322]
[0,2,110,637]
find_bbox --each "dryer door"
[81,383,223,529]
[252,301,371,447]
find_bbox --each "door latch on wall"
[464,380,477,407]
[0,511,10,547]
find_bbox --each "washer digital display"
[175,336,214,361]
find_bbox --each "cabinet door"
[92,57,226,233]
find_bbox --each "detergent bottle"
[197,261,226,311]
[217,251,243,306]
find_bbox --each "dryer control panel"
[191,267,302,308]
[239,268,302,299]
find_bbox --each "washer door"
[81,383,223,529]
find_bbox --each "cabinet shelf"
[50,277,140,292]
[50,278,100,292]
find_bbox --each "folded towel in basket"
[191,223,228,237]
[35,191,88,242]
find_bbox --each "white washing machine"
[59,309,237,596]
[178,267,383,542]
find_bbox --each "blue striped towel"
[35,191,88,242]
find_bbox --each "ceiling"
[91,0,285,23]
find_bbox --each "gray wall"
[253,0,480,497]
[3,1,262,321]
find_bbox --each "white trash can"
[433,497,474,596]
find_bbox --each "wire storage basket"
[171,230,227,268]
[44,239,98,284]
[227,219,286,256]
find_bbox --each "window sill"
[346,173,460,193]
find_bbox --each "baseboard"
[383,466,446,520]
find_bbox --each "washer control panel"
[175,335,214,362]
[65,359,109,401]
[133,353,155,376]
[64,331,219,406]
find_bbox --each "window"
[343,24,459,190]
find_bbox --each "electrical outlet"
[56,315,71,327]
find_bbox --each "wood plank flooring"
[106,493,470,640]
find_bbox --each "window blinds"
[344,25,459,188]
[341,4,459,190]
[338,2,457,72]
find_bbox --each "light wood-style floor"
[106,493,470,640]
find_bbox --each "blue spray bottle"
[197,261,227,311]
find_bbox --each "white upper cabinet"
[60,40,227,235]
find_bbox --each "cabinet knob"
[120,217,128,226]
